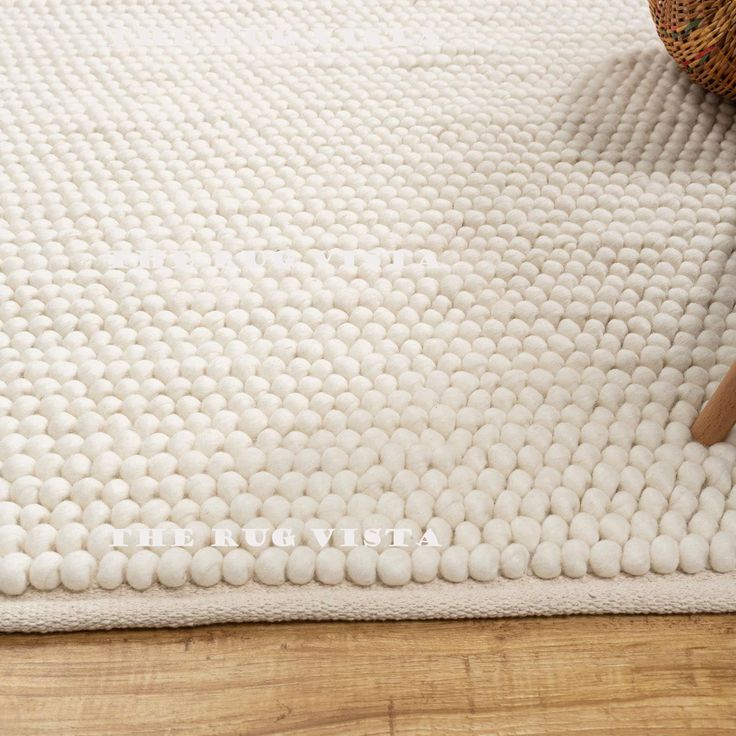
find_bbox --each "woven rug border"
[2,572,735,632]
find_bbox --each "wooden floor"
[1,614,734,735]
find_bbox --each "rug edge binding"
[1,572,734,632]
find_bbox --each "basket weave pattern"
[649,0,736,100]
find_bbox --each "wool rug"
[1,0,735,632]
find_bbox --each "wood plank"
[1,615,735,735]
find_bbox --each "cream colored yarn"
[0,0,735,600]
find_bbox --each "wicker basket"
[649,0,736,100]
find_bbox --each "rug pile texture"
[1,0,735,631]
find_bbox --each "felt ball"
[126,550,159,591]
[531,541,562,579]
[500,543,529,579]
[468,543,499,581]
[60,550,97,592]
[630,511,658,542]
[286,546,316,584]
[569,513,599,547]
[405,490,434,527]
[412,547,441,583]
[599,513,630,546]
[463,490,492,527]
[97,551,128,590]
[511,516,541,553]
[87,524,116,560]
[679,533,708,574]
[710,532,736,573]
[519,489,549,522]
[494,490,521,521]
[659,511,687,542]
[650,535,679,574]
[377,548,412,586]
[541,515,568,546]
[0,524,26,555]
[255,547,289,585]
[440,545,469,582]
[425,517,453,550]
[191,547,223,587]
[55,522,88,555]
[483,518,512,549]
[589,540,621,578]
[0,552,30,595]
[621,538,650,576]
[19,503,49,529]
[454,520,482,550]
[24,523,57,557]
[316,547,345,585]
[550,487,580,523]
[345,546,378,586]
[688,511,719,540]
[29,551,63,591]
[223,548,256,586]
[561,539,589,578]
[157,547,192,588]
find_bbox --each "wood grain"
[1,615,735,735]
[692,362,736,446]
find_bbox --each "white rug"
[1,0,735,632]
